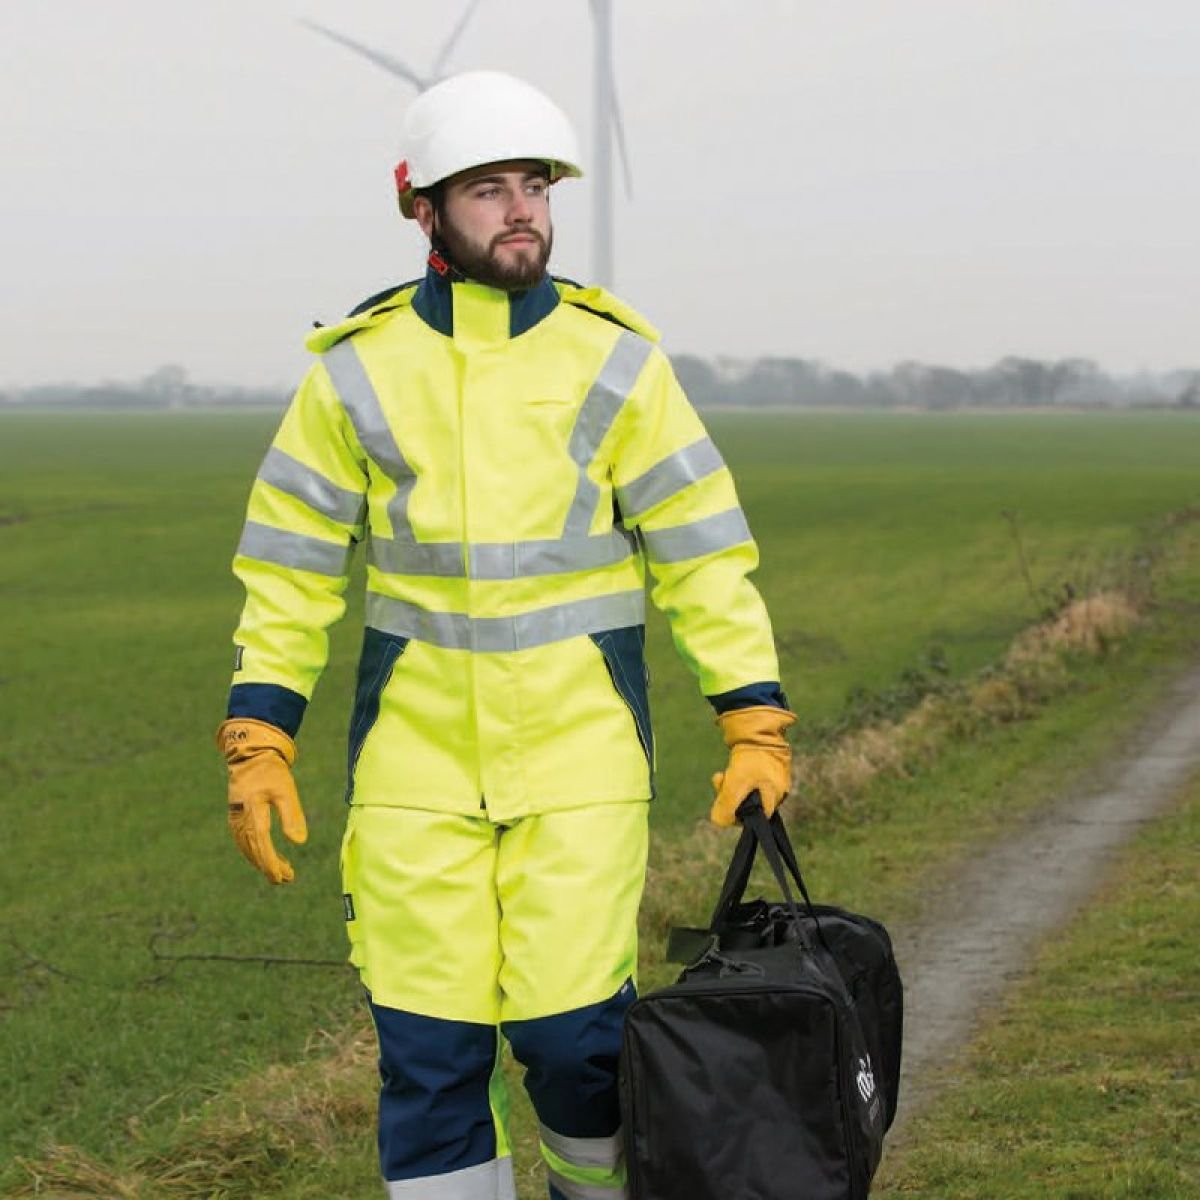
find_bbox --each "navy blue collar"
[411,259,560,342]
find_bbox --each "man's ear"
[413,195,435,239]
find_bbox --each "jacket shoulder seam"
[346,278,423,318]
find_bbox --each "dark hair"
[413,182,445,216]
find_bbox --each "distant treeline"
[3,357,1198,411]
[672,355,1200,410]
[0,365,288,411]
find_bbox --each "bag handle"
[708,791,826,951]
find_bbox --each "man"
[217,70,793,1200]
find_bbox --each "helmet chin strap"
[427,208,466,281]
[427,245,465,282]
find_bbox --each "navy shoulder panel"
[568,302,633,334]
[347,278,423,318]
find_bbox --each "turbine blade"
[298,18,429,90]
[431,0,484,80]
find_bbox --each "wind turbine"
[300,1,633,288]
[297,1,483,93]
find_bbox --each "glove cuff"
[716,705,797,748]
[216,717,297,766]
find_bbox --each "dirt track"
[889,661,1200,1129]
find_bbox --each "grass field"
[1,407,1198,1196]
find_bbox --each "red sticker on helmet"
[394,159,411,193]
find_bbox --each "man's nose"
[507,189,533,222]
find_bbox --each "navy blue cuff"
[706,682,790,714]
[227,683,308,738]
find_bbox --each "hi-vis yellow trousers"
[341,801,649,1200]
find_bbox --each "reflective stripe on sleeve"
[257,446,365,526]
[539,1125,623,1170]
[236,520,352,576]
[640,507,752,564]
[562,332,655,536]
[615,436,725,519]
[322,340,418,541]
[366,589,645,652]
[385,1157,515,1199]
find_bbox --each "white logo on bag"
[856,1056,876,1104]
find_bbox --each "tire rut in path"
[888,662,1200,1130]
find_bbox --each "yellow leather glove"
[710,705,797,827]
[216,718,308,884]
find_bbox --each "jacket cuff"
[706,682,790,714]
[226,683,308,738]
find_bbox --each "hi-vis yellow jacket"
[227,264,783,821]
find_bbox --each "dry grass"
[1007,589,1138,664]
[790,589,1142,820]
[11,1025,377,1198]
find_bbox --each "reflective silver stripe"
[468,529,637,579]
[540,1125,623,1169]
[236,520,351,576]
[562,332,655,537]
[367,529,638,580]
[640,507,752,564]
[368,537,465,578]
[322,332,650,574]
[385,1156,514,1199]
[616,437,725,519]
[498,1156,517,1200]
[322,340,417,540]
[546,1171,625,1200]
[257,446,365,526]
[366,589,645,652]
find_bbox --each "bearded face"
[434,206,554,291]
[417,162,555,291]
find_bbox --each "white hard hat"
[394,70,583,218]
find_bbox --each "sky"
[2,1,1198,388]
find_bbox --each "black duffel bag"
[619,799,901,1200]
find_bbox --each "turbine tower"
[300,2,632,288]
